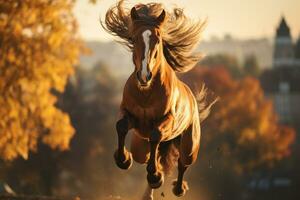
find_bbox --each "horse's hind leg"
[173,124,200,197]
[114,115,133,170]
[172,158,189,197]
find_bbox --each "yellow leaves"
[1,143,18,161]
[0,13,8,28]
[7,48,16,63]
[48,32,64,48]
[15,131,30,160]
[239,128,257,144]
[7,103,18,119]
[0,0,83,161]
[13,22,23,35]
[27,12,37,25]
[42,109,75,151]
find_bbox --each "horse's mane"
[101,0,206,73]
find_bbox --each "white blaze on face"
[141,30,152,82]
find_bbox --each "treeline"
[1,56,297,200]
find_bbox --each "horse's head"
[130,7,166,89]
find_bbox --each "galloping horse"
[102,1,216,198]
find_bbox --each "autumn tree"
[180,66,295,200]
[0,0,82,160]
[182,66,295,172]
[0,63,123,197]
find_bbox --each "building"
[249,17,300,200]
[273,17,300,67]
[260,16,300,129]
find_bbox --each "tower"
[273,16,294,67]
[295,35,300,59]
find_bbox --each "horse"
[101,1,216,199]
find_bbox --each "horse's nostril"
[136,71,141,79]
[146,72,152,81]
[136,70,151,84]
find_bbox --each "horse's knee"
[179,144,199,166]
[116,117,129,134]
[180,152,198,166]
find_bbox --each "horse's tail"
[158,136,180,175]
[196,84,219,123]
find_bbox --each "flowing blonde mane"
[101,0,206,73]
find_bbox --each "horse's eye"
[154,51,158,58]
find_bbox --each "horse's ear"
[131,7,140,21]
[156,10,166,26]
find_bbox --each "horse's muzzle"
[136,70,152,86]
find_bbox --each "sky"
[73,0,300,42]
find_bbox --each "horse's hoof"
[147,171,164,189]
[142,195,153,200]
[114,149,132,170]
[172,180,189,197]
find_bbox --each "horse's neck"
[147,43,175,87]
[157,58,176,86]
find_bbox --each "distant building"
[273,17,293,66]
[261,16,300,128]
[249,17,300,200]
[295,36,300,59]
[260,67,300,126]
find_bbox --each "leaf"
[0,0,82,160]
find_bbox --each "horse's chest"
[128,100,168,138]
[131,104,163,123]
[128,89,168,119]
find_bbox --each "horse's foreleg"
[146,129,164,188]
[172,159,189,197]
[114,115,132,170]
[146,112,174,188]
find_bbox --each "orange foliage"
[181,66,295,172]
[0,0,82,160]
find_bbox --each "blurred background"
[0,0,300,199]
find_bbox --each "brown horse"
[102,1,216,198]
